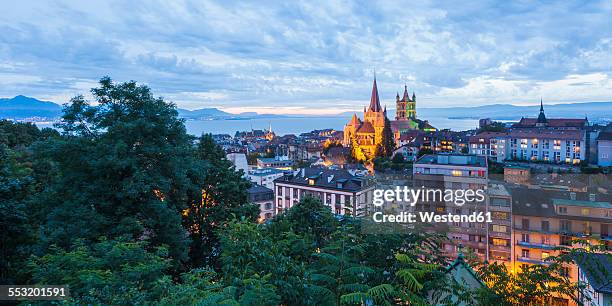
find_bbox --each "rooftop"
[415,154,487,167]
[574,253,612,294]
[247,184,274,195]
[249,168,285,176]
[552,198,612,209]
[275,167,369,192]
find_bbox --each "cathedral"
[343,77,436,159]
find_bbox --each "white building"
[597,131,612,167]
[226,152,249,176]
[248,168,285,190]
[469,132,505,159]
[273,168,374,216]
[494,129,586,164]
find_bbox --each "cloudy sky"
[2,0,612,114]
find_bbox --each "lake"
[184,116,479,136]
[36,116,479,136]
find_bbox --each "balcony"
[513,226,557,235]
[516,256,551,265]
[490,244,511,252]
[516,241,557,250]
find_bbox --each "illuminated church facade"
[343,78,436,159]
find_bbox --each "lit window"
[542,252,550,260]
[308,179,315,185]
[581,208,590,216]
[451,170,462,176]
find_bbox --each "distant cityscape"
[1,78,611,305]
[206,79,611,306]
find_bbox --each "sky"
[1,0,612,115]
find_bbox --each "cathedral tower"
[395,85,416,120]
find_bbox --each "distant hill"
[2,95,611,123]
[418,102,612,121]
[0,95,62,119]
[339,102,612,122]
[177,107,233,119]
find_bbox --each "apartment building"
[510,188,611,285]
[413,154,491,260]
[273,167,374,216]
[495,129,586,164]
[469,132,505,159]
[488,183,513,267]
[247,184,275,221]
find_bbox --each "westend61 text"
[372,211,492,224]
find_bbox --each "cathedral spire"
[368,76,382,112]
[537,97,547,124]
[350,113,360,125]
[403,84,409,101]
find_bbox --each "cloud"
[1,0,612,114]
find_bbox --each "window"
[558,206,567,214]
[542,220,550,232]
[308,179,315,185]
[522,218,530,230]
[522,249,530,258]
[560,267,569,277]
[492,238,508,246]
[492,225,507,233]
[491,198,510,207]
[451,170,462,177]
[493,212,509,220]
[581,208,590,216]
[521,233,530,243]
[560,220,572,232]
[542,252,550,260]
[560,235,572,246]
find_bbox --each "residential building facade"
[273,168,374,216]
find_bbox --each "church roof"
[368,78,382,112]
[513,118,587,128]
[349,113,361,126]
[537,99,547,123]
[356,121,375,133]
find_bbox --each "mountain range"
[1,95,611,123]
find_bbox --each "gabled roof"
[274,167,368,192]
[469,132,507,143]
[574,253,612,294]
[349,113,361,126]
[356,121,375,134]
[368,78,382,112]
[445,253,485,287]
[598,131,612,141]
[513,118,587,128]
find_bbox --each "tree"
[473,242,604,305]
[183,133,259,268]
[477,122,507,133]
[34,77,196,264]
[28,238,171,304]
[378,116,395,158]
[0,144,34,284]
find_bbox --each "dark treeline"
[0,78,596,305]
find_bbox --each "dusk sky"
[2,0,612,114]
